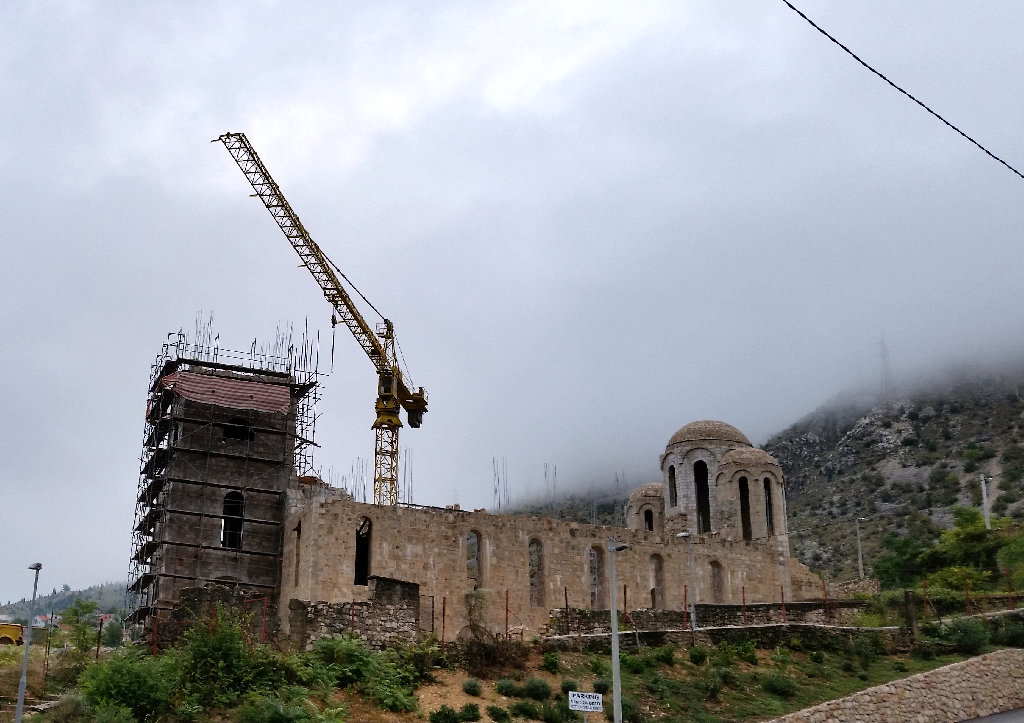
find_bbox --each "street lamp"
[675,532,698,630]
[855,517,868,579]
[15,563,42,723]
[607,537,628,723]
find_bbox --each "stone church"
[127,343,820,642]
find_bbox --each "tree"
[101,619,124,648]
[62,598,99,653]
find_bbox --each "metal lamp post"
[675,532,697,629]
[608,537,628,723]
[15,563,42,723]
[855,517,867,579]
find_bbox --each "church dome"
[628,483,664,503]
[719,447,779,468]
[667,420,752,449]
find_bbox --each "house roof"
[160,371,291,414]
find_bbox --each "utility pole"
[980,474,991,530]
[15,563,42,723]
[855,517,867,579]
[608,537,628,723]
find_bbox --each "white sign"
[568,691,603,712]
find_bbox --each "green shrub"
[539,699,575,723]
[699,668,723,700]
[841,659,856,673]
[688,644,708,666]
[947,617,990,654]
[592,678,610,694]
[523,677,552,701]
[485,705,511,722]
[509,700,540,719]
[809,650,825,664]
[619,652,650,674]
[429,705,462,723]
[462,678,482,696]
[588,657,610,677]
[540,652,561,674]
[460,703,482,722]
[892,660,908,672]
[911,642,936,660]
[719,666,739,688]
[770,646,791,668]
[853,636,877,670]
[45,694,92,723]
[712,642,736,667]
[311,635,418,712]
[992,618,1024,647]
[560,679,578,694]
[234,697,311,723]
[651,645,675,666]
[602,696,642,723]
[737,640,758,665]
[79,648,180,722]
[762,672,796,697]
[93,705,136,723]
[494,679,520,697]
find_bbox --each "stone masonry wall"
[288,576,420,650]
[767,648,1024,723]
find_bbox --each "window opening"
[589,545,606,609]
[710,561,724,603]
[649,554,665,609]
[528,539,545,607]
[354,517,372,586]
[221,491,244,549]
[222,416,254,442]
[293,522,302,587]
[695,461,711,534]
[467,530,482,588]
[764,478,775,537]
[643,508,654,532]
[739,477,752,541]
[668,465,677,507]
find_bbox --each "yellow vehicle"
[0,623,24,645]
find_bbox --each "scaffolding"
[126,330,320,636]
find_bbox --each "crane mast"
[216,132,427,505]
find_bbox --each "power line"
[780,0,1024,182]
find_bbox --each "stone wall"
[155,584,280,649]
[288,576,420,650]
[767,648,1024,723]
[280,497,823,640]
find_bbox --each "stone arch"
[589,545,606,609]
[668,465,677,507]
[467,530,483,588]
[739,476,752,541]
[221,490,244,549]
[528,538,545,607]
[694,460,711,533]
[354,516,372,586]
[649,554,665,609]
[709,560,724,603]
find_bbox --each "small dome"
[668,420,752,448]
[719,447,779,468]
[628,483,664,502]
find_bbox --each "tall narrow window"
[649,554,665,609]
[221,491,244,549]
[764,479,775,537]
[293,522,302,587]
[467,530,482,588]
[528,539,545,607]
[668,465,677,507]
[643,509,654,532]
[589,545,606,609]
[739,477,752,542]
[695,461,711,534]
[354,517,372,586]
[710,561,724,603]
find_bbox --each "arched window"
[589,545,606,609]
[354,517,372,585]
[710,561,724,603]
[643,508,654,532]
[668,465,677,507]
[695,461,711,534]
[221,491,244,549]
[528,539,545,607]
[739,477,752,542]
[467,530,482,588]
[764,478,775,537]
[649,554,665,609]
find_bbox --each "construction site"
[125,133,826,647]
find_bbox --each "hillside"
[0,581,125,621]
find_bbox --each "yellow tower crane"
[216,132,427,505]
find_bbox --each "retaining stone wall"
[288,576,420,650]
[768,648,1024,723]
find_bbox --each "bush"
[992,618,1024,647]
[911,642,936,660]
[853,636,877,670]
[809,650,825,664]
[651,645,675,666]
[311,635,418,712]
[947,617,990,654]
[588,657,610,677]
[494,679,520,697]
[540,652,561,674]
[841,659,856,673]
[602,696,642,723]
[234,697,311,723]
[699,668,723,700]
[462,678,482,696]
[736,640,758,665]
[592,678,610,694]
[509,700,540,719]
[762,672,797,697]
[688,644,708,666]
[523,677,552,701]
[485,705,511,722]
[429,705,462,723]
[79,647,180,722]
[892,660,908,672]
[539,699,576,723]
[619,652,650,674]
[560,679,578,694]
[460,703,482,722]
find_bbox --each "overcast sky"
[2,1,1023,604]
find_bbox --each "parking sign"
[568,691,603,712]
